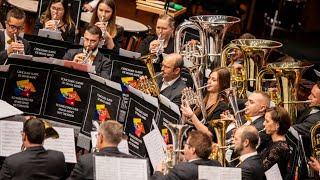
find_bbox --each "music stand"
[38,29,63,41]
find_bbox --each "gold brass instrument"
[163,122,190,174]
[136,53,160,96]
[175,15,240,70]
[221,39,283,95]
[81,47,93,64]
[208,118,234,167]
[21,119,59,151]
[256,61,313,123]
[311,122,320,162]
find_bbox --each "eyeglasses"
[7,23,24,31]
[51,6,64,12]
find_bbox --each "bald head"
[236,125,259,149]
[161,53,183,82]
[164,53,183,69]
[245,91,270,116]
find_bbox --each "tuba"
[311,122,320,162]
[256,61,313,123]
[163,122,190,174]
[136,53,161,96]
[221,39,283,96]
[175,15,240,71]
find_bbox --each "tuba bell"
[311,122,320,162]
[256,61,313,123]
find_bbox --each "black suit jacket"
[239,154,266,180]
[151,159,221,180]
[293,109,320,137]
[63,48,112,79]
[0,30,31,65]
[158,77,186,107]
[0,146,66,180]
[68,147,133,180]
[251,116,270,152]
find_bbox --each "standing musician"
[180,67,230,138]
[261,106,291,179]
[63,25,112,79]
[0,8,31,64]
[34,0,76,43]
[151,131,221,180]
[138,14,175,56]
[233,125,265,180]
[0,118,66,179]
[89,0,124,51]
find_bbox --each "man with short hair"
[0,118,66,179]
[151,130,221,180]
[233,125,265,180]
[158,53,186,106]
[63,25,111,79]
[0,8,31,64]
[68,120,133,180]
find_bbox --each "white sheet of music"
[143,127,166,170]
[198,166,241,180]
[0,121,23,156]
[265,163,283,180]
[44,127,76,163]
[118,139,129,154]
[0,100,23,119]
[95,156,148,180]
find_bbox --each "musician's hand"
[149,40,160,54]
[7,42,24,54]
[180,101,194,119]
[82,4,93,12]
[187,39,199,46]
[220,110,235,122]
[73,53,85,63]
[45,20,57,30]
[308,157,320,172]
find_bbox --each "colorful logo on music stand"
[132,118,145,138]
[94,104,110,122]
[58,88,81,106]
[121,77,138,92]
[162,128,170,144]
[15,80,36,97]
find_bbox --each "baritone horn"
[256,61,313,123]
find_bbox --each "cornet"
[51,14,60,31]
[12,34,24,55]
[153,34,164,63]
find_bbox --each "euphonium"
[221,39,283,94]
[256,61,313,123]
[137,53,160,96]
[175,15,240,71]
[21,120,59,151]
[311,122,320,162]
[163,122,190,174]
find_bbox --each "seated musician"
[139,53,186,106]
[0,8,31,64]
[89,0,124,51]
[82,0,99,12]
[0,118,66,179]
[137,14,174,56]
[233,125,265,180]
[68,120,134,180]
[261,106,291,179]
[180,67,230,138]
[34,0,76,43]
[63,25,112,79]
[151,130,221,180]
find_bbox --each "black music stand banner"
[2,59,51,115]
[43,67,91,126]
[81,79,123,136]
[124,88,158,158]
[157,95,180,145]
[0,67,8,99]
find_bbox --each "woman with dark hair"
[138,14,175,56]
[261,106,291,178]
[34,0,76,43]
[180,67,230,138]
[89,0,123,51]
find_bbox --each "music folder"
[38,29,63,41]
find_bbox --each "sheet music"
[118,139,129,154]
[143,124,166,170]
[0,100,23,119]
[198,166,241,180]
[0,121,23,156]
[91,131,98,152]
[265,163,283,180]
[44,127,76,163]
[95,156,148,180]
